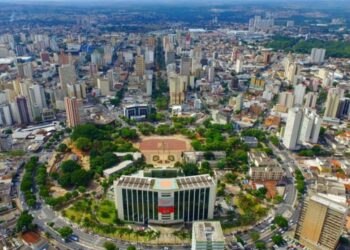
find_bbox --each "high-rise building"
[235,58,243,73]
[0,104,13,126]
[17,62,33,80]
[295,194,347,250]
[64,97,80,128]
[59,64,76,93]
[191,221,225,250]
[304,92,318,109]
[114,174,216,224]
[283,108,321,149]
[180,56,191,76]
[208,67,215,83]
[337,97,350,120]
[294,84,306,106]
[278,91,295,108]
[16,96,31,125]
[324,88,342,118]
[310,48,326,64]
[169,74,186,105]
[287,63,301,84]
[135,55,145,77]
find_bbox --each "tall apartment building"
[180,56,191,76]
[279,91,295,108]
[337,97,350,120]
[169,74,186,105]
[324,88,342,118]
[208,67,215,83]
[59,64,76,93]
[191,221,225,250]
[17,62,33,80]
[295,194,347,250]
[64,97,80,128]
[135,55,145,77]
[304,92,318,109]
[16,96,31,125]
[310,48,326,64]
[235,58,243,73]
[294,84,306,106]
[283,108,321,149]
[287,62,301,84]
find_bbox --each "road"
[233,142,301,248]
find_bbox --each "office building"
[114,174,216,224]
[295,194,347,250]
[324,88,342,118]
[310,48,326,64]
[169,74,186,105]
[64,97,80,128]
[304,92,318,109]
[191,221,225,250]
[135,55,145,77]
[123,104,150,120]
[59,64,76,92]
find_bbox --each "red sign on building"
[158,207,174,214]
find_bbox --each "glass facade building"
[114,175,216,224]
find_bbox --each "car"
[69,234,79,242]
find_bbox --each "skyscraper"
[337,97,350,120]
[295,194,347,250]
[16,96,31,125]
[283,108,321,149]
[278,91,295,108]
[17,62,33,80]
[310,48,326,64]
[283,107,303,150]
[324,88,342,118]
[64,97,80,128]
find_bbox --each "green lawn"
[64,198,116,225]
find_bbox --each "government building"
[114,173,216,224]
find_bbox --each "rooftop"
[193,221,225,243]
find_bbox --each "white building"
[283,108,322,149]
[191,221,225,250]
[310,48,326,64]
[114,174,216,224]
[294,84,306,106]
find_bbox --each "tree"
[58,226,73,239]
[126,246,136,250]
[75,137,92,152]
[272,234,284,246]
[60,160,81,173]
[250,231,260,242]
[273,215,288,228]
[255,241,267,250]
[16,211,34,232]
[57,143,69,153]
[103,241,118,250]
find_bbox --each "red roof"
[22,232,40,244]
